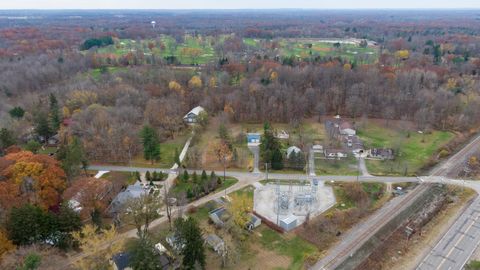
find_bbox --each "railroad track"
[429,134,480,177]
[319,183,430,270]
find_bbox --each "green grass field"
[93,35,379,66]
[357,122,455,176]
[258,226,317,270]
[171,176,238,195]
[130,134,189,168]
[315,155,359,176]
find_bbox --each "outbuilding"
[247,133,261,145]
[279,215,297,231]
[246,214,262,230]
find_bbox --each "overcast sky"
[1,0,480,10]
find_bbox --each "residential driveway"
[248,144,260,173]
[359,157,372,177]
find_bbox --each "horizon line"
[1,8,480,11]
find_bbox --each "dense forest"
[1,10,480,161]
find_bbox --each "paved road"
[83,134,480,270]
[88,165,417,183]
[416,133,480,270]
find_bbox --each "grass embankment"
[357,122,454,176]
[297,182,388,255]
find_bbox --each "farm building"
[183,106,205,124]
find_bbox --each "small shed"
[247,133,261,145]
[209,207,230,227]
[204,234,225,255]
[246,214,262,230]
[280,215,297,231]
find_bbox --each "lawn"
[315,156,359,176]
[93,35,378,67]
[130,133,189,168]
[357,122,455,176]
[257,226,318,270]
[100,171,138,185]
[96,35,216,65]
[279,39,378,64]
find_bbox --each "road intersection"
[83,134,480,270]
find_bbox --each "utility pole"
[224,155,227,198]
[265,163,269,182]
[357,157,360,182]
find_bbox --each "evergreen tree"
[140,125,161,163]
[201,170,208,182]
[128,238,163,270]
[182,170,190,182]
[34,112,52,141]
[0,128,16,154]
[49,93,61,132]
[174,217,206,270]
[260,122,283,170]
[9,106,25,119]
[145,171,151,182]
[57,136,88,180]
[192,171,198,184]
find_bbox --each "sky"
[1,0,480,10]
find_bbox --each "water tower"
[151,21,156,29]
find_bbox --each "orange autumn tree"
[2,151,66,210]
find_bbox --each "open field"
[94,36,379,66]
[315,156,359,176]
[130,133,190,168]
[357,120,455,176]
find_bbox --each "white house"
[183,106,205,124]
